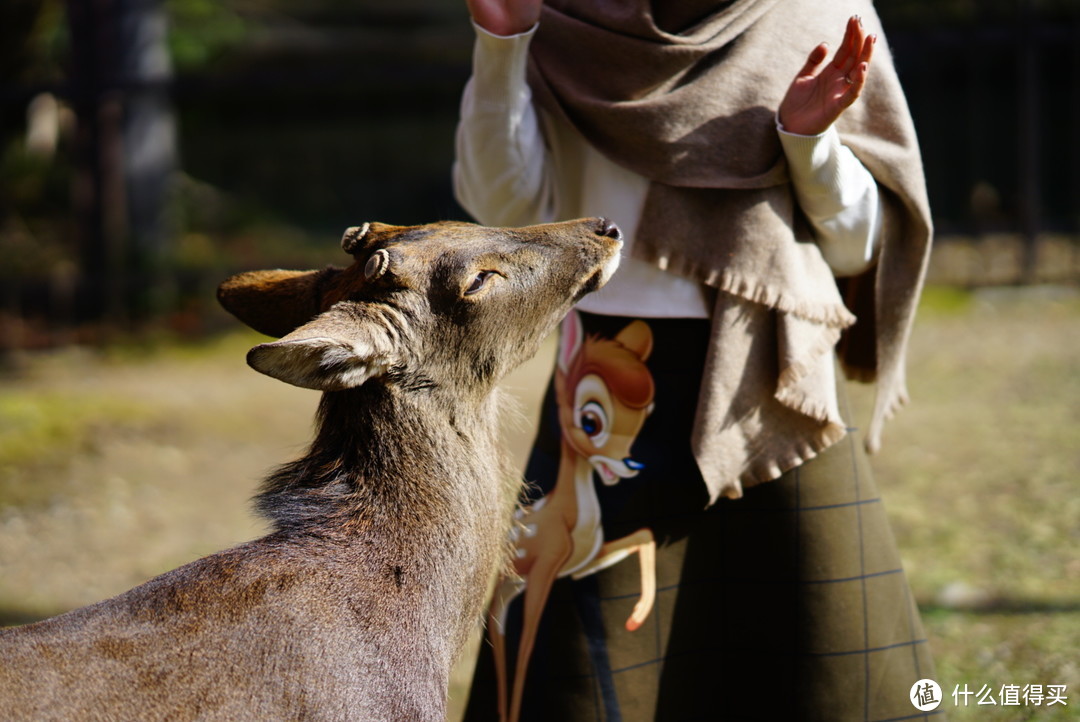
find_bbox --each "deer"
[0,217,623,722]
[488,309,658,722]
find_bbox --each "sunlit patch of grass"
[0,330,272,510]
[96,327,270,366]
[918,284,975,316]
[876,289,1080,603]
[0,392,154,507]
[921,608,1079,720]
[0,393,150,467]
[842,284,1080,722]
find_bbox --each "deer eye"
[464,271,496,296]
[578,401,607,439]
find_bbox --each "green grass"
[921,608,1078,720]
[0,391,154,506]
[917,284,976,315]
[0,392,149,464]
[0,330,271,508]
[857,284,1080,718]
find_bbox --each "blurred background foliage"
[0,0,1078,347]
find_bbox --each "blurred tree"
[3,0,1078,348]
[64,0,178,325]
[166,0,248,71]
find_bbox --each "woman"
[454,1,937,719]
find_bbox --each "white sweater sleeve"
[452,24,555,227]
[778,124,883,277]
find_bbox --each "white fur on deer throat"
[599,240,623,285]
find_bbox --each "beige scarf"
[527,0,932,502]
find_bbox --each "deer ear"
[614,320,653,362]
[557,310,584,373]
[245,306,397,391]
[217,268,340,338]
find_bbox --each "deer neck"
[253,383,514,647]
[257,383,510,545]
[546,437,605,551]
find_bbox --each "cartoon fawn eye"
[578,401,607,438]
[464,271,496,296]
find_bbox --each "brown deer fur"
[0,218,622,721]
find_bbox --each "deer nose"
[624,457,645,471]
[595,218,622,241]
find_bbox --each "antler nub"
[341,223,371,255]
[364,249,390,281]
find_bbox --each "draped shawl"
[527,0,932,502]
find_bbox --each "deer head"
[554,310,655,485]
[218,219,622,396]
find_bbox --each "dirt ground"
[1,285,1076,720]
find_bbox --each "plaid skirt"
[464,311,939,722]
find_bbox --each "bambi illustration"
[488,310,657,722]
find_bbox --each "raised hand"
[778,15,876,136]
[466,0,542,37]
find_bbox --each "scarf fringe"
[631,228,859,330]
[714,270,855,328]
[775,321,844,417]
[708,316,849,504]
[649,250,858,329]
[709,417,848,503]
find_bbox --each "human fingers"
[833,15,865,74]
[840,35,876,93]
[467,0,541,36]
[839,61,870,108]
[859,32,877,70]
[795,42,830,80]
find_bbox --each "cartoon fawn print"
[488,310,657,722]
